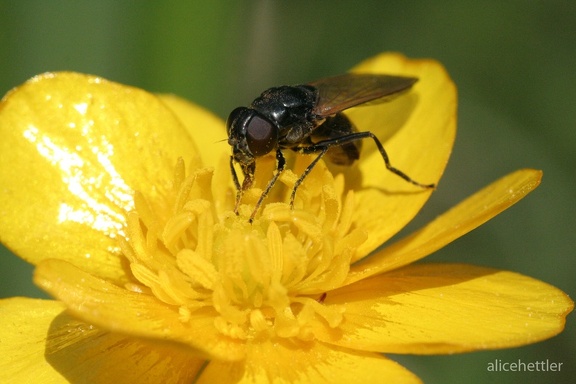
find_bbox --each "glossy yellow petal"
[0,297,205,383]
[0,72,197,283]
[347,168,542,284]
[158,94,228,169]
[198,338,421,384]
[342,53,457,258]
[34,258,245,361]
[318,263,573,354]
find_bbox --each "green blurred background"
[1,1,574,383]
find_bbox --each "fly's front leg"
[232,156,256,216]
[230,156,243,215]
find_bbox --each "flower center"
[120,156,367,341]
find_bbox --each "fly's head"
[226,107,278,191]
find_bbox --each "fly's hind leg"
[290,131,435,206]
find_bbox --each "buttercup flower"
[0,53,572,383]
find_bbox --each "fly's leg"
[248,149,286,223]
[290,146,329,208]
[291,131,435,205]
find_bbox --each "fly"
[226,73,435,222]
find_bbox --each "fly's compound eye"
[226,107,246,135]
[245,114,278,156]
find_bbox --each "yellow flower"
[0,53,572,383]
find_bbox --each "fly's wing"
[308,73,417,117]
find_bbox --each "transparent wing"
[308,73,417,117]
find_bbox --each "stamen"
[121,157,366,341]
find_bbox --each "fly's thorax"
[251,85,318,130]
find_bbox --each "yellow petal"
[0,72,198,283]
[0,297,205,383]
[33,258,245,361]
[198,338,421,384]
[0,298,68,383]
[347,168,543,284]
[318,263,573,354]
[158,94,228,169]
[343,53,457,257]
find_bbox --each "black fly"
[226,73,435,222]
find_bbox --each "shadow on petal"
[45,312,205,383]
